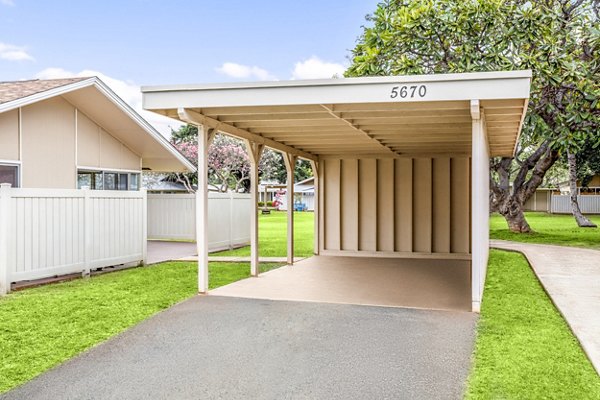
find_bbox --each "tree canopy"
[169,124,312,192]
[347,0,600,232]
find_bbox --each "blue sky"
[0,0,378,132]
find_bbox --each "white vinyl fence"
[0,184,147,294]
[551,195,600,214]
[147,192,251,252]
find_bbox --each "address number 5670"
[390,85,427,99]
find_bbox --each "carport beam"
[284,153,296,264]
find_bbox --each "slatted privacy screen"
[551,195,600,214]
[147,192,251,252]
[321,157,471,257]
[0,186,146,293]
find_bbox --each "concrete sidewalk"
[180,255,304,263]
[491,240,600,375]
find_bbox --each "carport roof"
[142,70,531,159]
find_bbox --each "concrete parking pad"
[1,296,477,400]
[492,240,600,375]
[211,255,472,312]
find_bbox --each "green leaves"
[347,0,600,155]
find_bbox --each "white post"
[83,187,92,277]
[310,160,320,256]
[141,188,148,265]
[197,125,211,293]
[0,183,12,295]
[471,100,490,313]
[245,140,264,276]
[229,190,234,250]
[284,153,296,265]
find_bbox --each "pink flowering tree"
[171,130,279,193]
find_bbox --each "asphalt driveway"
[2,297,477,400]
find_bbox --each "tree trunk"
[567,151,597,228]
[490,141,560,233]
[493,189,532,232]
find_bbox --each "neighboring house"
[145,180,191,193]
[258,180,282,203]
[0,77,194,190]
[557,174,600,195]
[278,177,315,211]
[523,188,554,212]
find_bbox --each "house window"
[77,170,140,191]
[104,173,117,190]
[0,164,19,188]
[130,174,139,191]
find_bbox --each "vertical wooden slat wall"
[324,159,341,250]
[321,156,471,256]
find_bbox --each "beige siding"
[0,109,19,160]
[21,97,76,188]
[77,112,141,171]
[17,97,142,189]
[340,159,358,251]
[321,156,471,257]
[358,159,377,251]
[324,159,341,250]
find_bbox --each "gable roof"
[0,77,194,173]
[0,78,88,105]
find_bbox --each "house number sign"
[390,85,427,99]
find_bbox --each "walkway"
[181,255,305,263]
[147,240,196,264]
[491,240,600,374]
[1,296,477,400]
[147,241,303,264]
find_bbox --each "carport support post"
[310,160,319,255]
[471,100,490,313]
[245,140,264,276]
[284,153,296,265]
[196,125,214,294]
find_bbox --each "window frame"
[77,168,141,191]
[0,161,21,188]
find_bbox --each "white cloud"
[291,56,345,80]
[216,62,276,81]
[0,42,34,61]
[34,67,182,137]
[0,0,15,6]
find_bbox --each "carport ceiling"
[142,71,531,158]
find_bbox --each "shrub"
[257,201,265,207]
[266,201,274,207]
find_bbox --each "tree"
[567,150,596,227]
[347,0,600,232]
[169,124,303,192]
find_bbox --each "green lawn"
[215,211,314,257]
[466,250,600,399]
[491,212,600,249]
[0,261,281,394]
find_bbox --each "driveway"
[1,296,477,400]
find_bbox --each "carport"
[142,71,531,312]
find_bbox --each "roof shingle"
[0,77,90,105]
